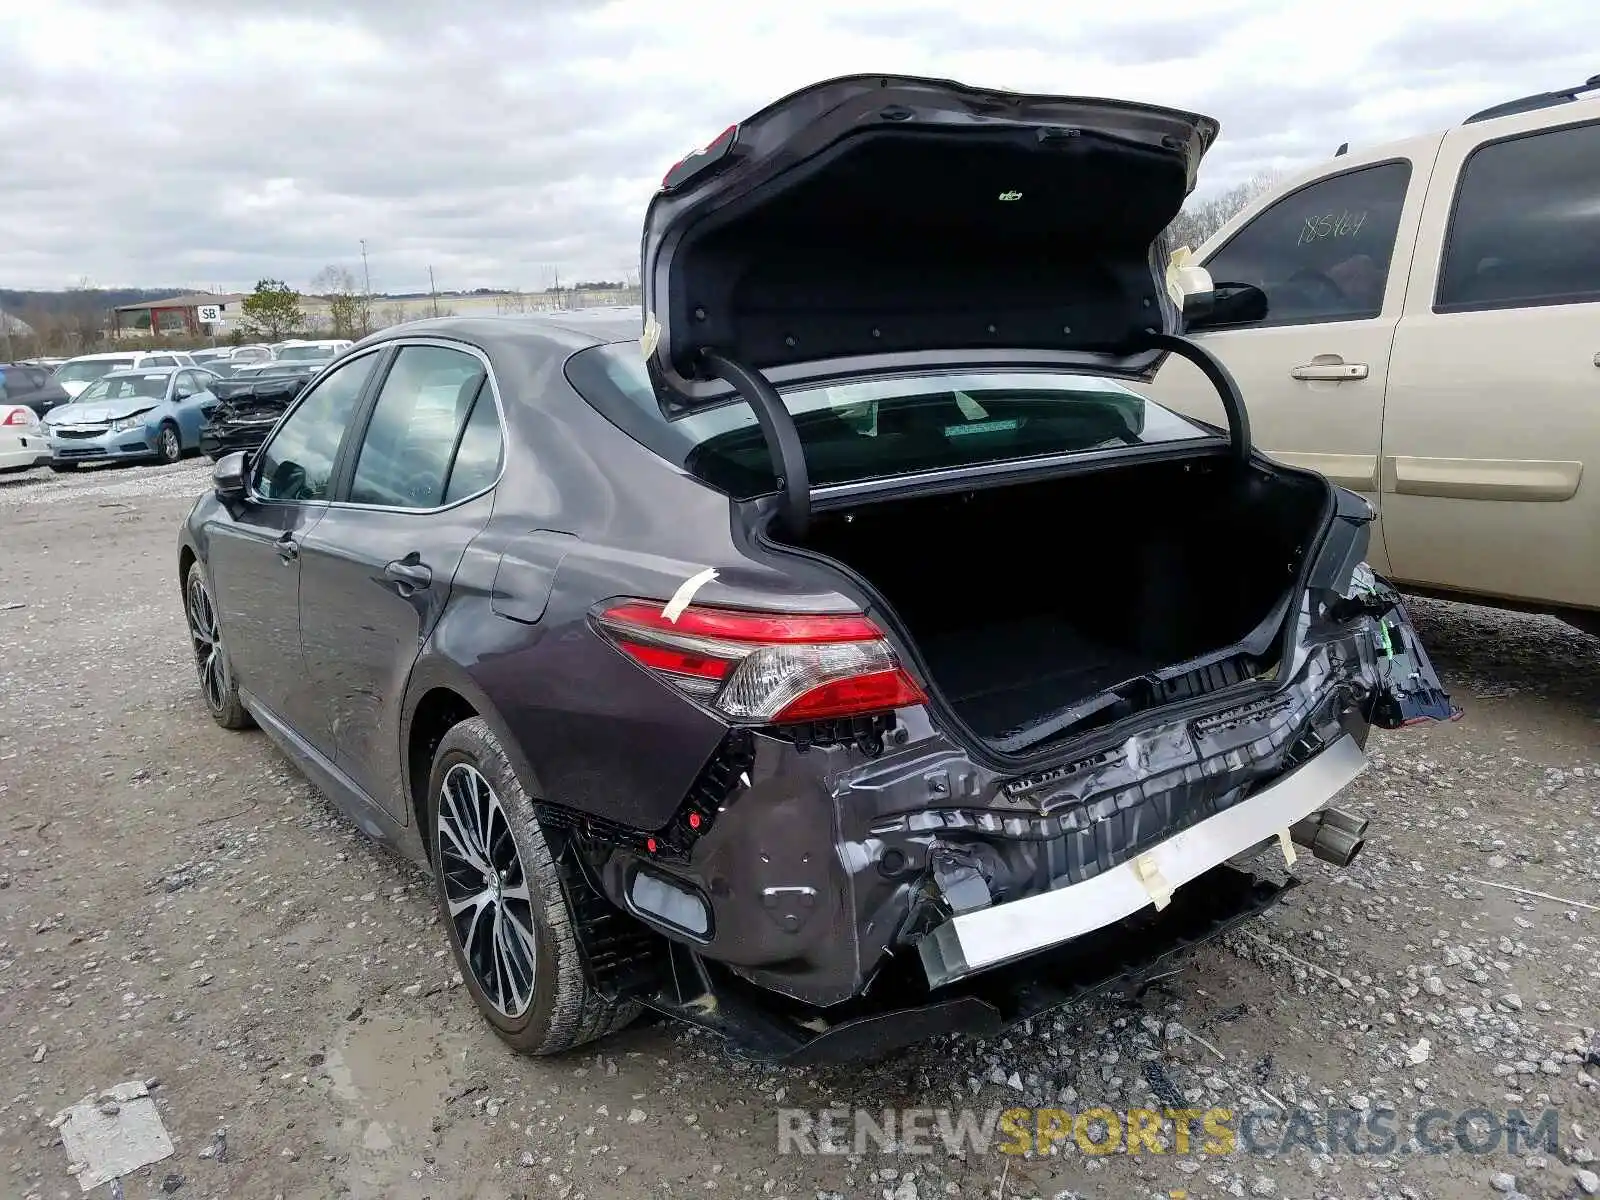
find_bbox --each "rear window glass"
[565,343,1212,498]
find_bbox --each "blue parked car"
[44,367,221,472]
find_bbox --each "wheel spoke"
[440,777,490,874]
[438,817,488,879]
[495,907,534,1012]
[437,762,537,1018]
[449,889,492,919]
[451,770,488,859]
[503,903,540,970]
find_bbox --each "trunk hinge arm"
[701,349,811,537]
[1143,331,1252,461]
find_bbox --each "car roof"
[103,366,177,377]
[358,308,645,356]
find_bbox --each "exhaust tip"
[1289,808,1368,868]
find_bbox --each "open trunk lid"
[641,74,1221,408]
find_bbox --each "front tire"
[427,717,638,1055]
[156,423,182,464]
[184,560,251,729]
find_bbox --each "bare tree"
[311,265,372,338]
[1165,169,1283,251]
[380,300,410,329]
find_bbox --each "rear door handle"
[276,533,298,565]
[383,556,433,592]
[1291,361,1368,381]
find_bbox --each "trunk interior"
[784,454,1331,749]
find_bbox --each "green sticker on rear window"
[945,418,1020,437]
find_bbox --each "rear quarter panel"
[421,349,860,832]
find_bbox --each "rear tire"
[427,717,638,1055]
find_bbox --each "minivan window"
[1437,121,1600,311]
[566,343,1211,499]
[1201,161,1413,326]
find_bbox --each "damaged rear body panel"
[560,499,1455,1059]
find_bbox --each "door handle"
[383,556,433,591]
[1290,361,1368,381]
[276,533,298,565]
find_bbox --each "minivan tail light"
[596,600,926,723]
[1,408,32,426]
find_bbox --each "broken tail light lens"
[595,599,926,723]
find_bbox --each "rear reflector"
[596,599,926,723]
[628,870,711,936]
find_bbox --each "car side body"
[1149,79,1600,638]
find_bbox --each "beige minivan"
[1149,78,1600,638]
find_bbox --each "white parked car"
[55,351,199,399]
[273,339,352,364]
[0,403,50,473]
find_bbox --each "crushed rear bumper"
[565,571,1455,1059]
[918,733,1365,988]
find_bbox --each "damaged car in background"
[198,362,320,460]
[177,74,1457,1064]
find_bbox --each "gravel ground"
[1,459,1597,1200]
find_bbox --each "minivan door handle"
[383,554,433,593]
[275,533,298,564]
[1291,360,1368,381]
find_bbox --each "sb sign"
[196,304,222,323]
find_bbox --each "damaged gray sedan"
[178,74,1457,1063]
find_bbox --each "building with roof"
[112,292,248,337]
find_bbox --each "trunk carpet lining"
[921,616,1155,738]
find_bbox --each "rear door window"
[1437,120,1600,311]
[347,345,488,508]
[1200,161,1413,326]
[566,343,1212,499]
[442,386,503,503]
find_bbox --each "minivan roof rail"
[1463,73,1600,124]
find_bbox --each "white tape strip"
[662,567,718,623]
[1131,852,1173,911]
[1277,827,1298,867]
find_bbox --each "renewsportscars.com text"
[776,1105,1562,1159]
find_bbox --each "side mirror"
[1186,282,1268,330]
[213,451,249,501]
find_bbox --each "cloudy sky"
[0,0,1595,294]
